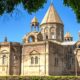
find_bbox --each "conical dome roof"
[40,3,63,26]
[64,32,72,38]
[31,16,38,23]
[31,16,39,26]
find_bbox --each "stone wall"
[49,41,64,75]
[21,41,49,76]
[0,43,10,75]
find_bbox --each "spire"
[40,3,63,26]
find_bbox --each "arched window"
[14,54,18,60]
[28,36,35,43]
[35,56,38,64]
[44,27,49,40]
[45,27,48,33]
[2,55,6,65]
[31,57,34,64]
[68,38,70,41]
[51,32,55,39]
[50,27,55,39]
[46,35,48,40]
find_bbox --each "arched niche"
[2,55,6,65]
[28,35,35,43]
[0,50,8,65]
[45,33,48,40]
[50,27,55,39]
[45,27,48,33]
[44,27,49,40]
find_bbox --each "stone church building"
[0,3,80,76]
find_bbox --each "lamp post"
[74,50,77,76]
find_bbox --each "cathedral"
[0,3,80,76]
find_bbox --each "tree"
[0,0,80,22]
[0,0,46,15]
[64,0,80,22]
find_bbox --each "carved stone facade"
[0,3,80,76]
[0,42,21,75]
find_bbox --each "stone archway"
[28,35,35,43]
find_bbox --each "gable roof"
[29,50,40,55]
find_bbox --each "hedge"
[0,76,80,80]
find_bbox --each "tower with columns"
[40,3,64,41]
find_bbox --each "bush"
[0,76,80,80]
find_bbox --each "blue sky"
[0,0,80,43]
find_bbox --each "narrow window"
[50,27,55,39]
[68,38,70,41]
[35,56,38,64]
[45,27,48,40]
[31,57,34,64]
[51,32,55,39]
[2,55,6,65]
[46,35,48,40]
[78,45,80,48]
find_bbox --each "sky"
[0,0,80,43]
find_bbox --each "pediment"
[29,50,39,55]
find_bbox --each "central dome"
[40,3,63,26]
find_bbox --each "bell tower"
[64,32,73,41]
[31,16,39,32]
[40,3,64,42]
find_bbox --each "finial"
[4,36,8,42]
[78,31,80,41]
